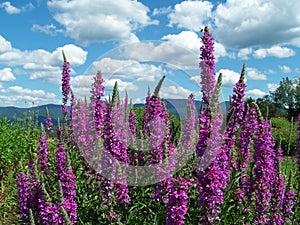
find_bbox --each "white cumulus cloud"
[0,1,21,14]
[168,0,213,31]
[0,67,16,82]
[214,0,300,49]
[253,45,295,59]
[247,68,267,80]
[278,65,292,73]
[47,0,158,45]
[246,89,267,98]
[218,69,242,88]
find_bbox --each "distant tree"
[255,95,282,119]
[270,77,299,120]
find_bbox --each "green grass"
[0,114,299,224]
[0,116,40,224]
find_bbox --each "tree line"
[255,77,300,120]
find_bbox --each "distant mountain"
[0,100,230,125]
[0,104,68,126]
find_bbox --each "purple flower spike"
[61,51,71,124]
[166,177,191,225]
[37,132,50,175]
[200,26,216,104]
[90,71,105,136]
[16,173,31,224]
[253,120,276,224]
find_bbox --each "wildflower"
[253,120,276,224]
[281,173,295,223]
[16,173,31,223]
[61,51,71,122]
[37,132,50,175]
[166,177,191,225]
[55,128,77,224]
[200,26,216,104]
[180,94,196,162]
[89,71,105,136]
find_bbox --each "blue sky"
[0,0,300,107]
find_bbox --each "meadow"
[0,27,299,225]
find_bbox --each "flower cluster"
[37,132,49,175]
[61,55,71,116]
[16,173,31,223]
[253,120,276,224]
[89,71,105,136]
[200,26,216,104]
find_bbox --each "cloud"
[253,45,295,59]
[152,6,172,16]
[0,2,21,14]
[246,89,267,98]
[278,65,292,73]
[70,74,140,100]
[163,31,229,61]
[72,58,166,100]
[238,48,253,60]
[214,0,300,49]
[247,68,267,80]
[0,36,87,67]
[162,31,200,53]
[118,41,198,70]
[190,75,201,84]
[218,69,242,88]
[0,35,87,83]
[0,68,16,82]
[0,86,58,106]
[160,85,193,99]
[267,83,279,92]
[0,2,34,14]
[168,0,213,31]
[87,57,164,81]
[0,36,12,53]
[47,0,158,45]
[31,24,64,36]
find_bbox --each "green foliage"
[270,117,298,156]
[0,115,40,224]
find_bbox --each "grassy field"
[0,112,299,224]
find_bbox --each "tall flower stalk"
[61,51,71,126]
[253,120,276,224]
[200,26,216,105]
[55,127,77,224]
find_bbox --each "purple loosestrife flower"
[200,26,216,104]
[181,94,196,161]
[236,107,258,171]
[128,109,136,136]
[253,120,276,224]
[61,51,71,123]
[166,177,191,225]
[197,114,225,224]
[45,108,53,132]
[197,75,225,223]
[281,174,295,223]
[55,128,77,224]
[268,145,285,225]
[235,106,258,203]
[224,64,246,176]
[90,71,105,136]
[196,109,210,158]
[142,77,168,165]
[102,101,131,204]
[37,132,50,175]
[16,173,31,224]
[147,96,167,164]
